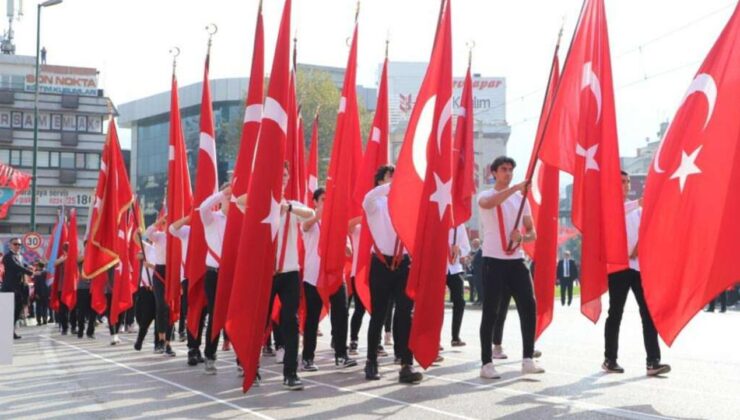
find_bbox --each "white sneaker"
[533,349,542,358]
[384,332,393,346]
[276,347,285,364]
[236,365,244,377]
[110,334,121,346]
[205,359,217,375]
[492,345,508,359]
[522,358,545,374]
[480,362,501,379]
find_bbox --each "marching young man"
[447,224,471,347]
[477,156,544,379]
[269,162,315,390]
[362,165,422,384]
[301,187,357,372]
[602,171,671,376]
[145,215,176,357]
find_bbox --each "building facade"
[0,55,111,236]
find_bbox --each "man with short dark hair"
[557,251,579,306]
[2,238,34,339]
[477,156,544,379]
[602,170,670,376]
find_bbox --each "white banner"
[15,187,94,208]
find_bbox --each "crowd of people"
[7,156,740,391]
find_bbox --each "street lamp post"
[30,0,63,232]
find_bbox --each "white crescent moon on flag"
[653,73,717,174]
[412,95,437,179]
[436,97,453,152]
[531,160,543,205]
[581,62,602,123]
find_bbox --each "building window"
[50,151,59,168]
[60,152,75,168]
[10,149,20,165]
[37,150,49,168]
[86,153,100,170]
[76,153,86,169]
[0,149,8,163]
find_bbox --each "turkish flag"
[61,209,79,310]
[451,66,475,226]
[640,3,740,346]
[0,163,31,219]
[389,0,453,368]
[226,0,291,393]
[85,120,134,314]
[165,73,193,327]
[110,208,134,325]
[318,22,364,301]
[284,71,302,201]
[49,211,66,312]
[352,56,390,312]
[212,2,264,341]
[185,53,219,333]
[539,0,627,322]
[524,47,561,340]
[306,113,319,204]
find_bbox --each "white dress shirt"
[624,200,641,271]
[199,191,227,268]
[362,184,407,256]
[447,224,471,275]
[477,188,531,260]
[276,200,313,274]
[302,221,321,286]
[145,225,167,265]
[350,225,360,277]
[141,242,156,287]
[168,224,190,281]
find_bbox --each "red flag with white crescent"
[61,209,79,310]
[451,65,475,226]
[640,3,740,346]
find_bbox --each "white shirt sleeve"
[199,191,224,227]
[458,226,471,256]
[168,224,190,241]
[363,183,390,215]
[290,200,315,222]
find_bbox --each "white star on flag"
[262,195,282,240]
[576,143,600,172]
[429,172,452,220]
[670,146,703,193]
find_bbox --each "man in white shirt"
[602,171,670,376]
[477,156,543,379]
[133,237,159,352]
[300,187,358,372]
[169,215,206,367]
[196,185,232,374]
[144,214,176,357]
[347,218,364,356]
[268,162,315,390]
[447,224,471,347]
[362,165,422,385]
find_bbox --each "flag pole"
[506,14,571,252]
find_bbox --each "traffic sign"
[22,232,43,251]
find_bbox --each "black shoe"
[377,345,388,357]
[178,333,187,342]
[302,359,319,372]
[134,339,143,351]
[77,333,84,339]
[61,330,68,336]
[719,308,727,313]
[349,341,359,355]
[13,333,21,340]
[393,356,402,365]
[262,345,275,356]
[254,371,262,387]
[196,350,205,364]
[154,344,165,354]
[71,327,77,335]
[646,361,671,376]
[602,359,625,374]
[335,355,358,369]
[283,374,304,390]
[399,364,423,384]
[87,334,96,340]
[365,360,380,380]
[164,345,176,357]
[187,350,199,366]
[451,339,466,347]
[330,337,335,350]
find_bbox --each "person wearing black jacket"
[33,262,50,325]
[556,251,579,306]
[2,238,34,339]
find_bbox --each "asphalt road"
[2,296,738,419]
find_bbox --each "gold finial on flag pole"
[205,23,218,56]
[169,47,180,74]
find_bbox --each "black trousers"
[384,299,395,333]
[105,293,121,335]
[135,286,158,348]
[36,296,50,324]
[367,255,413,365]
[604,269,661,363]
[560,279,574,306]
[76,289,96,337]
[329,283,349,357]
[302,282,323,362]
[493,288,511,346]
[179,279,189,336]
[153,265,173,341]
[204,269,221,360]
[447,273,466,341]
[473,273,484,303]
[708,291,728,312]
[480,258,536,363]
[13,290,24,324]
[349,277,365,342]
[57,293,69,333]
[269,271,301,377]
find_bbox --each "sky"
[6,0,736,181]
